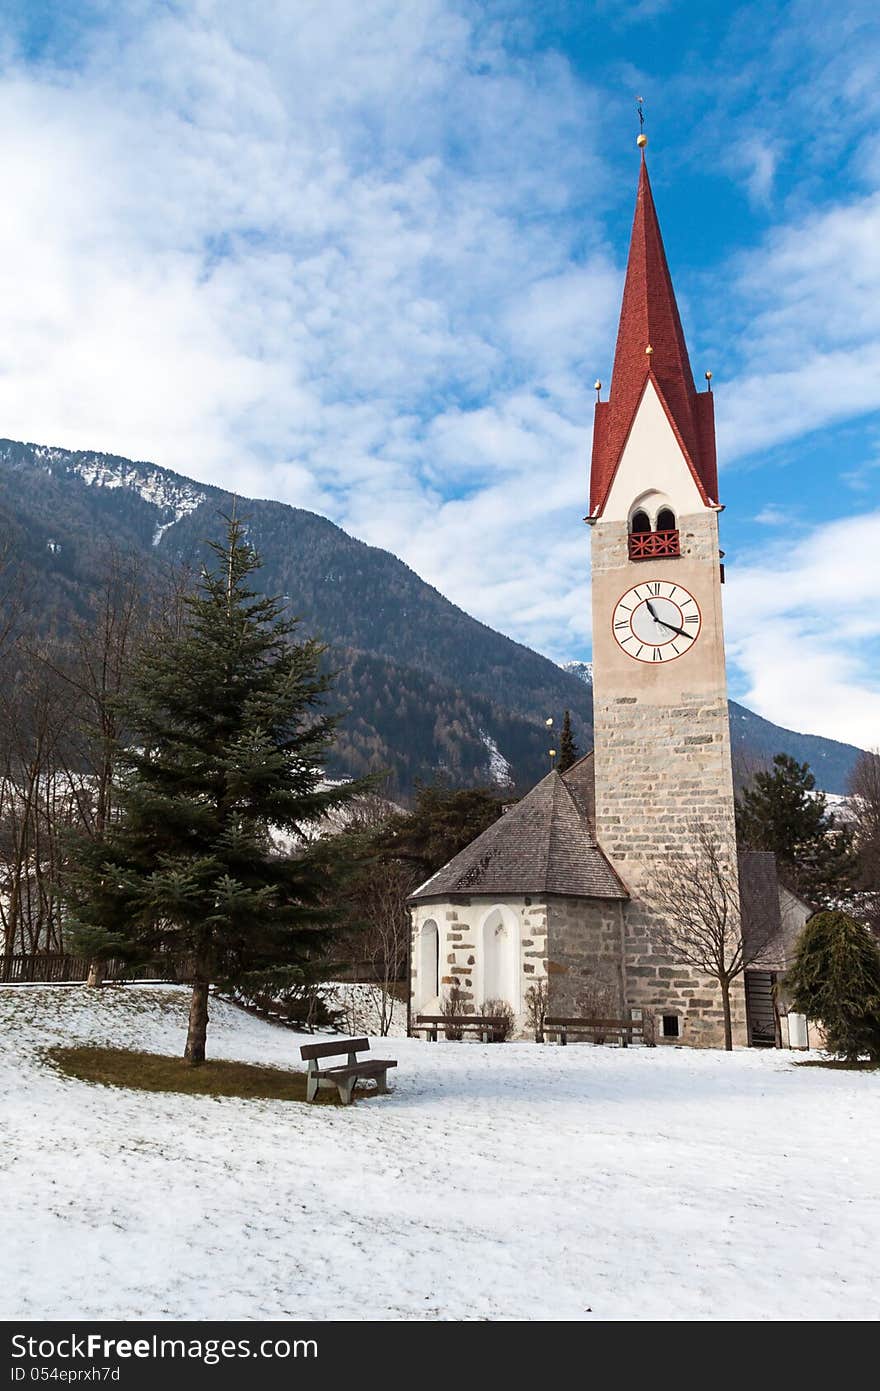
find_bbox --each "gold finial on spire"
[645,344,654,357]
[636,96,647,148]
[705,370,713,393]
[594,379,602,401]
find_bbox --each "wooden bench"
[544,1016,645,1047]
[415,1014,508,1043]
[299,1037,397,1105]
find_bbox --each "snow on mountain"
[818,791,857,824]
[0,437,864,794]
[480,730,513,788]
[560,660,593,685]
[151,519,177,547]
[32,444,207,544]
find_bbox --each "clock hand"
[655,618,692,640]
[644,598,693,641]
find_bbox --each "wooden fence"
[0,954,404,987]
[0,954,180,984]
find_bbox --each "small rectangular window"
[661,1014,680,1039]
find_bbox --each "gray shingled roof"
[560,749,596,825]
[410,753,627,902]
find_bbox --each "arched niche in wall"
[417,919,440,1006]
[479,904,520,1011]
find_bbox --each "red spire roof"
[589,154,718,517]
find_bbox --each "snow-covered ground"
[318,982,407,1037]
[2,985,878,1321]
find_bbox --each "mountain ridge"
[561,660,863,795]
[0,436,864,796]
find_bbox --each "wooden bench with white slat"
[544,1016,646,1047]
[414,1014,508,1043]
[299,1037,397,1105]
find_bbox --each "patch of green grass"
[46,1045,352,1103]
[794,1058,880,1071]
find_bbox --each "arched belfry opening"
[628,493,681,560]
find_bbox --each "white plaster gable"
[601,378,707,523]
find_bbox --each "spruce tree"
[378,783,508,877]
[558,710,579,774]
[786,910,880,1062]
[848,749,880,935]
[64,517,361,1064]
[737,753,857,906]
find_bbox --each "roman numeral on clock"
[612,582,700,662]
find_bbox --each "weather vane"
[636,96,647,149]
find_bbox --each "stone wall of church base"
[545,897,626,1019]
[409,894,749,1046]
[408,895,549,1037]
[623,902,748,1046]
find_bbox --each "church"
[408,139,812,1049]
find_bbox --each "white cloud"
[0,0,612,669]
[726,510,880,748]
[753,506,788,526]
[735,136,780,208]
[715,192,880,461]
[0,0,878,751]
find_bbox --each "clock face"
[612,580,702,663]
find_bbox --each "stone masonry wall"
[409,896,549,1036]
[545,897,626,1018]
[591,510,747,1046]
[410,894,632,1037]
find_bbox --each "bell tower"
[588,144,745,1046]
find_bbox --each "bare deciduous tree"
[307,789,413,1033]
[573,975,620,1042]
[481,997,515,1040]
[525,980,548,1042]
[0,651,80,963]
[34,551,153,982]
[642,823,779,1050]
[358,856,412,1036]
[440,982,468,1040]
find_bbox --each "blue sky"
[0,0,878,748]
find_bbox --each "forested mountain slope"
[0,438,862,796]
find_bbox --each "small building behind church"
[739,851,817,1048]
